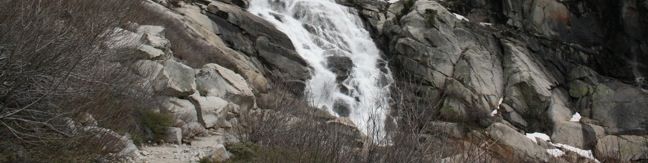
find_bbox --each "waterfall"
[249,0,393,141]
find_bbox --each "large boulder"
[159,97,198,125]
[206,1,293,49]
[550,122,604,149]
[195,64,234,97]
[190,94,236,129]
[487,123,551,161]
[595,135,648,161]
[155,60,197,97]
[199,64,255,111]
[590,81,648,134]
[255,36,310,82]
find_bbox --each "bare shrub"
[0,0,156,161]
[230,80,515,162]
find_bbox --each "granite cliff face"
[347,0,648,161]
[135,0,648,161]
[2,0,646,162]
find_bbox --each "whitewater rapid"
[249,0,393,141]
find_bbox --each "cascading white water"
[249,0,393,141]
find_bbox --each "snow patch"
[569,112,581,122]
[452,13,469,22]
[490,109,498,117]
[553,143,600,163]
[546,149,565,157]
[524,132,600,162]
[479,22,493,26]
[490,98,504,117]
[525,133,551,144]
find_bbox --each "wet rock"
[255,36,310,83]
[333,100,351,117]
[326,55,354,82]
[206,1,293,49]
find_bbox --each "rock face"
[595,135,648,161]
[100,0,648,162]
[205,1,311,91]
[589,81,648,134]
[343,0,648,161]
[453,0,648,81]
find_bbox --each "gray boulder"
[487,123,551,161]
[159,97,198,125]
[199,64,255,111]
[550,122,602,149]
[255,36,310,82]
[190,94,231,128]
[195,64,233,97]
[137,25,170,50]
[590,81,648,134]
[155,60,197,97]
[595,135,648,161]
[206,1,294,49]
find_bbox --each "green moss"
[568,80,591,98]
